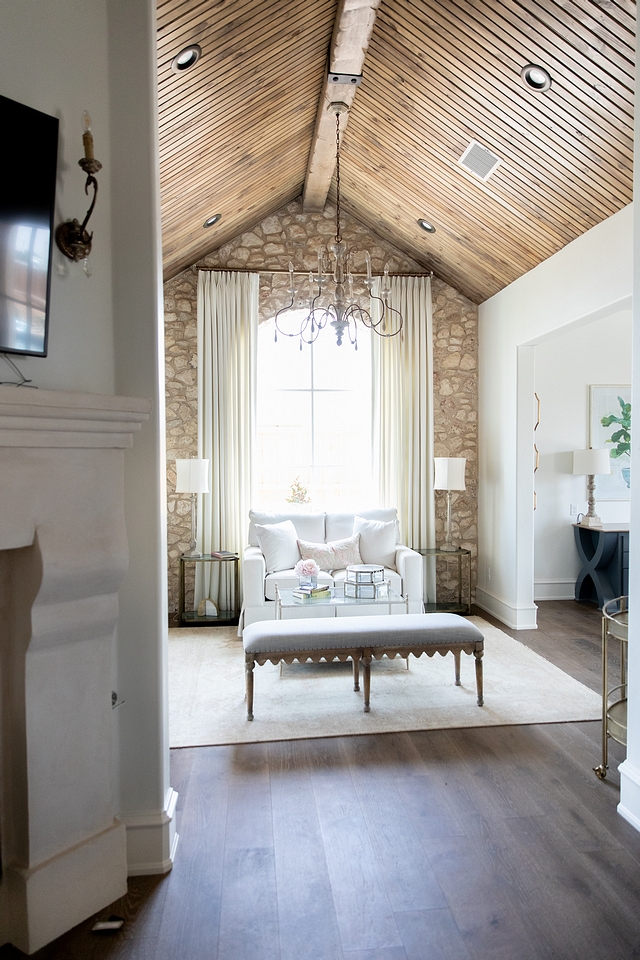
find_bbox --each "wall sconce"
[55,111,102,269]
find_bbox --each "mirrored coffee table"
[275,584,408,619]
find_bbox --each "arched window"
[254,312,378,511]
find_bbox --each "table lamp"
[175,458,210,557]
[434,457,466,551]
[572,448,611,529]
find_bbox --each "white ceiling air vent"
[458,139,502,181]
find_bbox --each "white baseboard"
[122,787,179,876]
[474,587,538,630]
[618,760,640,835]
[534,579,576,602]
[3,820,127,955]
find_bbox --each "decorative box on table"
[344,563,389,599]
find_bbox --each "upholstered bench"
[242,613,484,720]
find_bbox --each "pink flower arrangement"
[294,558,319,578]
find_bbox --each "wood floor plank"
[217,847,280,960]
[309,740,404,953]
[491,814,636,960]
[154,747,229,957]
[342,948,408,960]
[423,832,547,960]
[223,742,273,850]
[394,909,472,960]
[393,775,467,841]
[343,739,448,912]
[268,739,344,960]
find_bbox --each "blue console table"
[573,524,629,609]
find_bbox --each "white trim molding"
[2,822,127,955]
[475,587,538,630]
[122,788,179,876]
[534,579,576,602]
[618,760,640,833]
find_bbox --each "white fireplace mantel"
[0,387,151,954]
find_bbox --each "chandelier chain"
[335,111,342,244]
[271,107,404,347]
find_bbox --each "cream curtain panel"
[372,275,436,598]
[196,270,259,609]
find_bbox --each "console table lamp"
[175,458,210,557]
[573,448,611,529]
[434,457,466,552]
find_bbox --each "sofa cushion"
[248,510,325,547]
[353,515,398,569]
[298,534,362,572]
[254,520,300,573]
[325,508,400,543]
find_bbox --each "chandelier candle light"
[274,107,403,349]
[434,457,467,552]
[572,448,611,528]
[175,458,210,557]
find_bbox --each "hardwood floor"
[3,600,638,960]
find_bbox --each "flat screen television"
[0,95,58,357]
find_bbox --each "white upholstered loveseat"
[241,508,423,630]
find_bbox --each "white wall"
[478,203,632,629]
[0,0,174,928]
[0,0,115,393]
[534,310,632,600]
[107,0,175,874]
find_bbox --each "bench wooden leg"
[363,651,372,712]
[352,656,360,692]
[474,647,484,706]
[454,650,461,685]
[245,657,255,720]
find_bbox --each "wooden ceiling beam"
[302,0,380,213]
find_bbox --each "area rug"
[168,617,602,747]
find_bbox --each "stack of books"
[292,583,332,602]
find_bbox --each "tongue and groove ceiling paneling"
[157,0,634,303]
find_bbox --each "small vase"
[299,575,318,589]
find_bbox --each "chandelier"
[274,107,403,349]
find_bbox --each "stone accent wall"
[164,198,478,613]
[432,278,478,602]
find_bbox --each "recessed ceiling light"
[417,218,436,234]
[171,44,202,73]
[203,213,222,228]
[520,63,552,92]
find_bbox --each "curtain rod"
[194,266,434,278]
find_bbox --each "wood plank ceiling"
[157,0,635,303]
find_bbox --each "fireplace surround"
[0,386,151,954]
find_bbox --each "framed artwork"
[589,384,631,500]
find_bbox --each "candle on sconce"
[82,111,94,160]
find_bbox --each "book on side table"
[211,550,237,559]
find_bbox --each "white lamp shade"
[175,458,210,493]
[434,457,466,491]
[572,448,611,476]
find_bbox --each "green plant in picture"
[285,476,311,504]
[601,396,631,459]
[601,396,631,488]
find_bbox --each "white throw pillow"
[353,516,397,569]
[297,534,362,572]
[254,520,300,573]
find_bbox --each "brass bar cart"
[594,595,628,779]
